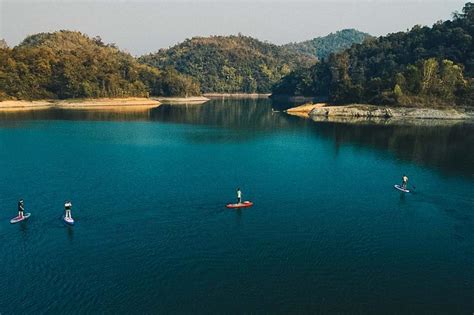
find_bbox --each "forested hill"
[139,35,316,94]
[282,29,371,60]
[0,31,200,100]
[272,3,474,107]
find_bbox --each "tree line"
[0,30,371,100]
[272,3,474,107]
[139,35,316,94]
[0,31,200,100]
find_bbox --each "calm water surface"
[0,99,473,314]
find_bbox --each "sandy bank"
[0,98,160,111]
[153,96,209,104]
[286,103,326,118]
[204,93,270,99]
[286,103,473,122]
[0,100,53,111]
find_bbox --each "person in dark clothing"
[18,199,25,218]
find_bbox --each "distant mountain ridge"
[1,29,373,99]
[139,35,316,94]
[139,31,369,93]
[282,29,371,60]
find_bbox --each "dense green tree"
[139,35,315,93]
[0,31,200,100]
[273,3,474,107]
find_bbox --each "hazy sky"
[0,0,467,56]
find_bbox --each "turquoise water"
[0,99,473,313]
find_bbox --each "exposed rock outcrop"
[285,103,473,122]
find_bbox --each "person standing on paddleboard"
[64,201,72,219]
[237,188,242,204]
[18,199,25,219]
[402,175,409,189]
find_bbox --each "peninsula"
[286,103,474,123]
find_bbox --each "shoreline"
[286,103,326,118]
[270,95,322,103]
[203,93,270,99]
[0,98,161,111]
[285,103,474,123]
[153,96,209,104]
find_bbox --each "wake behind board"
[62,215,75,226]
[394,185,410,193]
[226,201,253,209]
[10,213,31,224]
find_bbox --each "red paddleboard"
[10,213,31,224]
[226,201,253,209]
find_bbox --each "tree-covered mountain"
[139,35,316,94]
[273,3,474,107]
[0,31,200,100]
[0,39,7,49]
[282,29,371,60]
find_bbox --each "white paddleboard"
[10,213,31,224]
[62,215,75,226]
[394,184,409,193]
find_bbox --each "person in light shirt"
[64,201,72,219]
[236,188,242,204]
[402,175,409,189]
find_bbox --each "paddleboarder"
[402,175,409,189]
[17,199,25,219]
[237,188,242,204]
[64,201,72,219]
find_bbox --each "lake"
[0,99,473,314]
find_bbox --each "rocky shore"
[286,103,474,123]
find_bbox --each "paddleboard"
[226,201,253,209]
[10,213,31,224]
[62,215,75,226]
[394,184,410,193]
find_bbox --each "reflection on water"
[0,100,298,130]
[150,99,298,131]
[0,106,155,123]
[310,121,474,177]
[0,99,472,176]
[66,224,74,242]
